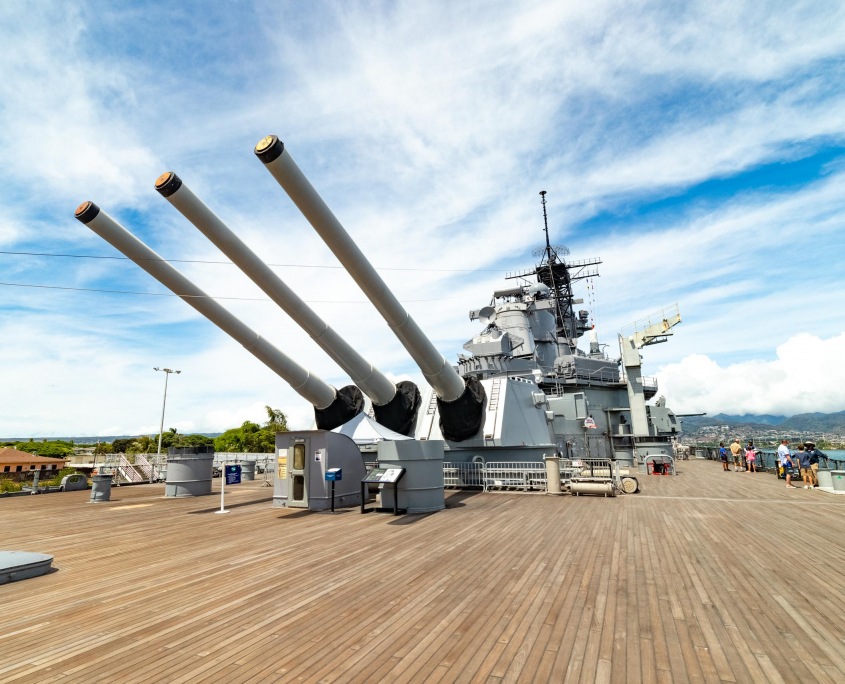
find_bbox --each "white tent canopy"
[332,412,412,445]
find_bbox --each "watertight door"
[288,440,308,508]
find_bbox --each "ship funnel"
[74,201,363,430]
[254,136,484,441]
[154,172,420,435]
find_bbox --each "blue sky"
[2,0,845,438]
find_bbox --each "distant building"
[0,447,67,481]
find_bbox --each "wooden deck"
[2,459,845,683]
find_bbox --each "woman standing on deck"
[745,441,757,473]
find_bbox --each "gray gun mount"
[74,201,362,431]
[255,135,485,442]
[153,172,420,437]
[77,139,683,466]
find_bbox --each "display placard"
[381,468,403,483]
[362,467,405,483]
[362,467,387,483]
[225,464,242,485]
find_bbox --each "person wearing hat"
[805,442,828,487]
[796,445,813,489]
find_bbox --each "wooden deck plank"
[2,460,845,682]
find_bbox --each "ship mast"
[504,192,601,353]
[536,191,577,351]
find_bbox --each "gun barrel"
[254,136,466,403]
[154,172,397,407]
[74,201,337,411]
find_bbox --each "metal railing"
[691,446,844,472]
[134,454,154,480]
[443,462,484,489]
[480,462,548,492]
[117,455,143,483]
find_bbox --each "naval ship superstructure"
[413,192,682,465]
[75,136,681,468]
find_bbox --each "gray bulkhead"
[274,431,367,510]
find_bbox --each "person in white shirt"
[777,439,796,489]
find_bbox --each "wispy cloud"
[1,0,845,436]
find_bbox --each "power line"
[0,280,460,304]
[0,249,507,273]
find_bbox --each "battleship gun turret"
[153,172,420,436]
[74,201,363,430]
[254,135,485,442]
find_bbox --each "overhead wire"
[0,249,508,273]
[0,248,507,303]
[0,281,460,304]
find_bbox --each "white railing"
[443,462,484,488]
[118,455,143,483]
[213,453,276,474]
[479,461,548,492]
[134,454,154,480]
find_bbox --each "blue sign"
[225,464,242,485]
[325,468,342,482]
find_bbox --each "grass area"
[1,468,85,493]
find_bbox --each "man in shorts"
[805,442,827,487]
[778,439,796,488]
[796,445,813,489]
[730,438,743,472]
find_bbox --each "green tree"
[127,435,156,454]
[14,440,74,458]
[213,408,287,453]
[112,438,134,453]
[264,406,288,432]
[172,433,214,449]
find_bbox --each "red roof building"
[0,447,67,480]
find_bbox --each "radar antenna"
[506,192,601,351]
[536,192,576,348]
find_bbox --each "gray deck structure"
[2,460,844,682]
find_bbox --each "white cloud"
[657,332,845,416]
[2,1,845,436]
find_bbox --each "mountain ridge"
[680,411,845,433]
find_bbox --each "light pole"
[154,367,181,483]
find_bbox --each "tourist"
[719,442,729,471]
[796,445,813,489]
[730,438,743,472]
[778,439,796,488]
[805,442,827,487]
[745,440,757,473]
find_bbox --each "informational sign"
[225,464,242,485]
[362,467,386,483]
[381,468,403,483]
[325,468,342,481]
[584,416,597,429]
[277,455,287,479]
[362,467,405,483]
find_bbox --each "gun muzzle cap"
[155,171,183,197]
[74,201,100,224]
[254,135,284,164]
